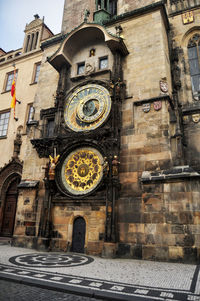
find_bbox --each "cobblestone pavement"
[0,244,199,301]
[0,279,102,301]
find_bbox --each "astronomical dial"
[64,84,111,132]
[61,147,103,195]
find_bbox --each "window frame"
[109,0,117,16]
[187,34,200,100]
[0,110,10,138]
[4,70,18,92]
[46,118,55,137]
[77,62,85,75]
[26,103,34,124]
[32,62,41,84]
[99,56,108,70]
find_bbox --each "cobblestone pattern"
[0,279,102,301]
[0,263,199,301]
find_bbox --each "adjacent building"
[0,0,200,262]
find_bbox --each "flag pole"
[11,63,18,121]
[13,63,17,121]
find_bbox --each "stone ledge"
[182,103,200,115]
[133,94,174,109]
[141,166,200,183]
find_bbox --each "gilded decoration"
[192,114,200,123]
[64,84,111,132]
[182,11,194,25]
[49,154,60,180]
[61,147,103,195]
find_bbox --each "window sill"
[71,68,111,82]
[0,135,7,140]
[26,120,38,126]
[29,82,38,86]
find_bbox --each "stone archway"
[0,158,22,236]
[71,217,86,253]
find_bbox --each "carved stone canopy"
[48,23,128,71]
[25,16,43,32]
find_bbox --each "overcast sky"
[0,0,65,52]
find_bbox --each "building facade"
[0,0,200,262]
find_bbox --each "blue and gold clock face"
[64,84,111,132]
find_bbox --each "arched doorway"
[1,177,20,237]
[71,217,86,253]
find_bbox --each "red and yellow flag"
[10,79,16,109]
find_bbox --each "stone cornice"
[41,34,64,50]
[0,48,42,67]
[141,166,200,183]
[182,103,200,115]
[133,94,174,108]
[169,3,200,17]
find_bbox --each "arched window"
[188,33,200,100]
[34,31,39,49]
[25,35,30,52]
[30,33,34,51]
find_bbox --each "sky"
[0,0,65,52]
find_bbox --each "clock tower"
[31,6,128,254]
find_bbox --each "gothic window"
[5,71,18,92]
[0,111,10,137]
[188,34,200,100]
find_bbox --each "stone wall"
[62,0,95,33]
[51,204,106,255]
[118,0,161,15]
[117,168,200,262]
[114,6,200,262]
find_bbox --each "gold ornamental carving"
[61,147,103,195]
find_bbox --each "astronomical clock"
[55,82,117,198]
[64,84,112,132]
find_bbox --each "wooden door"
[72,217,86,253]
[1,179,19,236]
